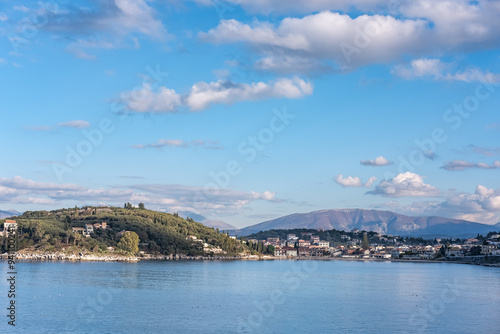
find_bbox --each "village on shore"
[253,229,500,261]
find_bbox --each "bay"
[1,260,499,333]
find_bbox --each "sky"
[0,0,499,228]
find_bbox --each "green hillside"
[0,205,249,256]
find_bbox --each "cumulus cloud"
[119,77,312,113]
[441,160,500,171]
[199,1,500,73]
[393,58,500,83]
[335,174,377,188]
[200,13,427,71]
[185,77,312,111]
[426,185,500,224]
[360,156,393,166]
[367,172,441,197]
[132,139,223,150]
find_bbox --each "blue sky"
[1,0,500,228]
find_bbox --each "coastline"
[2,252,499,267]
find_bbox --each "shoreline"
[2,252,499,267]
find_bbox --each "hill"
[0,206,248,256]
[234,209,498,238]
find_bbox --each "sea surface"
[1,260,499,333]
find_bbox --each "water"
[1,260,499,333]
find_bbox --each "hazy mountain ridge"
[178,211,237,230]
[234,209,499,238]
[0,210,22,219]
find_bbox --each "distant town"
[247,229,500,261]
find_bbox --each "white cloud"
[132,139,223,150]
[0,58,7,65]
[0,176,280,217]
[200,13,428,71]
[367,172,441,197]
[360,156,393,166]
[336,175,363,187]
[250,191,276,200]
[185,77,313,111]
[0,12,8,21]
[0,176,83,191]
[365,176,377,188]
[36,0,168,58]
[393,58,444,79]
[335,174,377,188]
[393,58,500,83]
[200,1,500,73]
[119,77,312,113]
[57,120,90,129]
[119,84,181,113]
[441,160,500,171]
[438,185,500,223]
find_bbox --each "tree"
[65,215,71,230]
[439,245,447,257]
[362,233,370,249]
[138,202,145,210]
[117,231,140,254]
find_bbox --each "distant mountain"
[202,220,238,231]
[178,211,237,231]
[234,209,499,238]
[0,210,22,219]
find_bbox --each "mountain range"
[0,209,22,219]
[178,211,237,231]
[233,209,500,239]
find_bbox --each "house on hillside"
[3,220,17,235]
[481,244,497,255]
[71,227,85,234]
[318,241,329,248]
[298,239,311,247]
[93,222,107,230]
[85,224,94,235]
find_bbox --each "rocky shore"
[1,251,139,262]
[0,251,262,262]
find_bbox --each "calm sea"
[1,260,499,333]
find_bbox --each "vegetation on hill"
[0,205,250,256]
